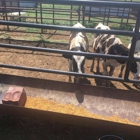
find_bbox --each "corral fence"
[0,0,140,85]
[0,0,139,33]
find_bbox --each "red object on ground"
[2,87,27,106]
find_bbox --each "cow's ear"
[62,54,72,59]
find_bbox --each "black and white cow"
[90,23,140,86]
[96,37,140,87]
[90,23,116,73]
[63,22,89,83]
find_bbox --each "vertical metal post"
[4,0,9,31]
[120,7,125,29]
[124,8,140,80]
[126,7,131,27]
[88,6,91,23]
[18,0,21,22]
[53,4,54,24]
[107,7,110,26]
[40,2,43,33]
[82,6,85,26]
[103,6,107,24]
[78,6,80,22]
[70,5,72,25]
[35,1,38,23]
[2,0,5,20]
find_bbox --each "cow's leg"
[68,59,72,82]
[82,67,85,73]
[90,58,95,72]
[102,60,108,86]
[107,66,115,87]
[96,58,100,73]
[109,66,115,76]
[118,65,125,78]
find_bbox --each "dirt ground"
[0,30,140,92]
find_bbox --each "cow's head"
[107,43,129,64]
[93,23,110,38]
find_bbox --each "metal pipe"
[0,20,138,36]
[0,43,130,60]
[0,63,140,83]
[19,0,140,8]
[124,8,140,80]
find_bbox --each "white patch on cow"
[74,33,83,47]
[95,23,110,30]
[132,53,140,79]
[128,40,140,53]
[113,37,122,45]
[73,55,85,73]
[128,28,140,52]
[73,22,86,28]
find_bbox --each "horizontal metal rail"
[0,43,130,60]
[19,0,140,8]
[0,63,140,84]
[0,20,139,36]
[0,42,139,62]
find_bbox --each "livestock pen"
[0,0,139,31]
[0,0,140,139]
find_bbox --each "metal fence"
[0,0,139,33]
[0,0,140,84]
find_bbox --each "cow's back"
[69,32,89,52]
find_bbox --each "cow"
[90,23,116,73]
[62,22,89,83]
[101,40,140,87]
[121,28,140,86]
